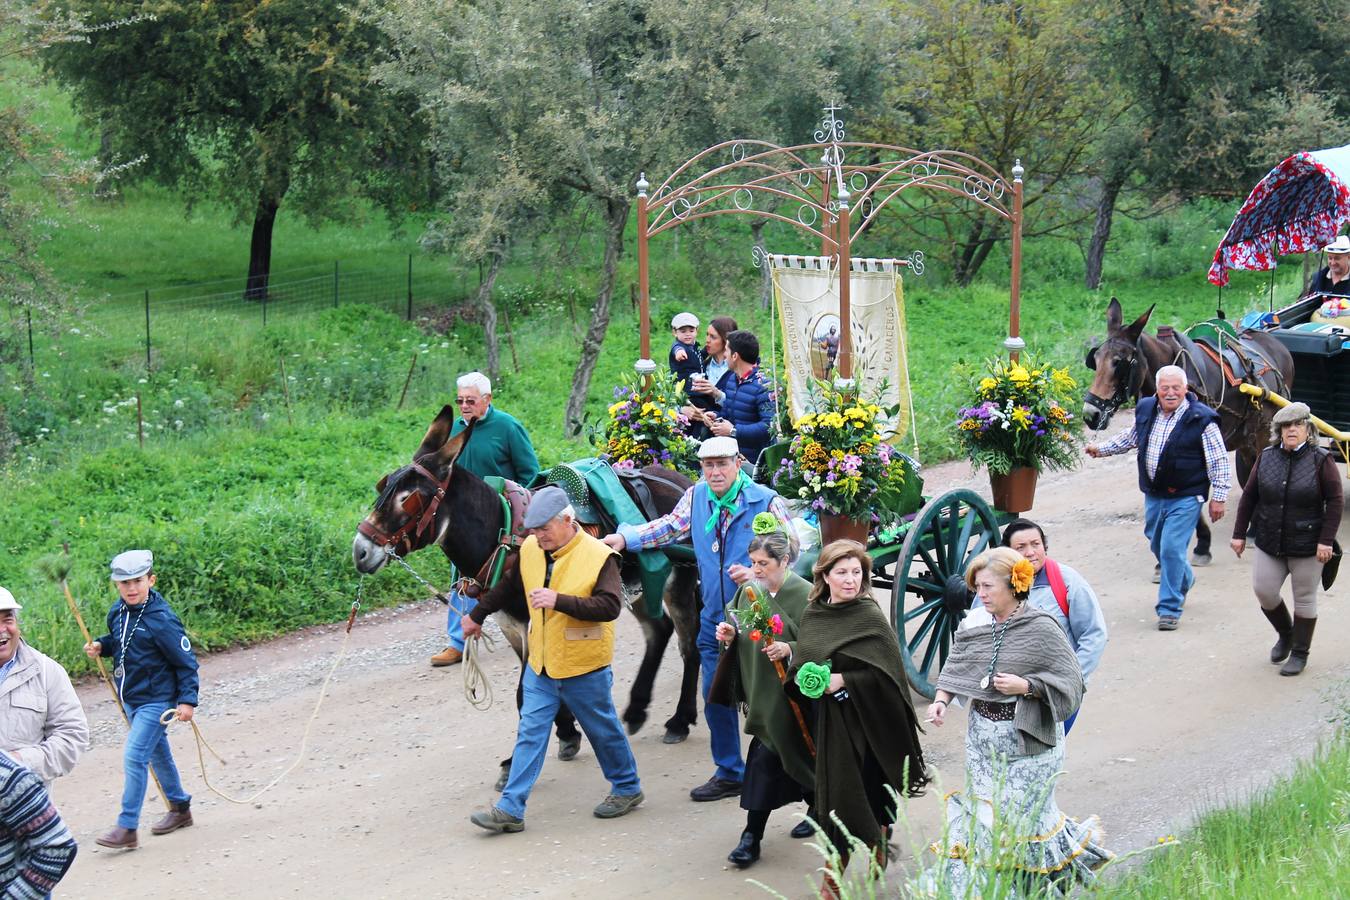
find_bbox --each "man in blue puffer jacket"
[85,549,199,850]
[706,330,777,467]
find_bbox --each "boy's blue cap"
[110,550,154,581]
[671,312,699,329]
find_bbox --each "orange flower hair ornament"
[1010,558,1036,595]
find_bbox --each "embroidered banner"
[770,255,913,441]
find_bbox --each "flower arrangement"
[770,381,908,522]
[729,581,785,642]
[595,367,699,474]
[954,356,1081,476]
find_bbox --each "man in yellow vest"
[464,486,644,832]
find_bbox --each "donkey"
[351,407,701,786]
[1082,298,1295,562]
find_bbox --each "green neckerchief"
[704,470,749,533]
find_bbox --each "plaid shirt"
[1095,399,1231,501]
[620,484,793,550]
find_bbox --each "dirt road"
[49,446,1349,899]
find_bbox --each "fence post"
[333,261,339,309]
[406,254,413,321]
[26,308,34,370]
[144,290,151,369]
[262,288,268,327]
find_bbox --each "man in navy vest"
[1087,365,1230,630]
[603,437,792,801]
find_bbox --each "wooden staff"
[765,634,816,757]
[45,548,171,810]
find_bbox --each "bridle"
[358,459,516,600]
[357,461,452,557]
[1084,338,1144,420]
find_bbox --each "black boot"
[1280,616,1317,676]
[1261,603,1293,664]
[728,830,761,868]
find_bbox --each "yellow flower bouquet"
[769,381,908,522]
[595,368,699,474]
[955,356,1081,476]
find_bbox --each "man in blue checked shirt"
[1087,365,1230,631]
[603,437,792,803]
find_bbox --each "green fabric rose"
[796,660,831,699]
[752,512,782,535]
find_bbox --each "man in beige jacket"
[0,587,89,784]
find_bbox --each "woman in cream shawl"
[926,547,1111,894]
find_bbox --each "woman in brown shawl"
[925,547,1111,894]
[711,525,815,868]
[789,539,928,897]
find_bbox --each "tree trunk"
[564,197,629,436]
[751,218,771,309]
[244,193,282,301]
[954,218,995,287]
[1084,166,1129,290]
[475,249,506,382]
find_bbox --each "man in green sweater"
[431,371,541,667]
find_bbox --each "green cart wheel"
[890,489,1001,698]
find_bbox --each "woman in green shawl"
[790,539,928,898]
[711,522,816,869]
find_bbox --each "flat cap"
[523,485,572,529]
[110,549,154,581]
[1271,402,1312,425]
[671,312,699,329]
[0,587,20,612]
[698,436,741,459]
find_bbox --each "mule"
[351,407,701,785]
[1082,298,1295,562]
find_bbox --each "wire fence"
[5,255,475,372]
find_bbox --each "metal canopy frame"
[634,106,1026,381]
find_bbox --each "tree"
[376,0,842,435]
[1083,0,1350,288]
[864,0,1120,285]
[43,1,430,299]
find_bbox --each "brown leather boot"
[430,646,463,667]
[95,826,139,849]
[151,801,193,835]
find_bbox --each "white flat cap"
[0,587,20,612]
[1325,235,1350,254]
[698,436,741,459]
[110,549,154,581]
[671,312,699,329]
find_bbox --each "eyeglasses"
[456,397,481,406]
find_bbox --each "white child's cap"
[110,549,154,581]
[671,312,699,329]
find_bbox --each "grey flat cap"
[110,549,154,581]
[1272,402,1312,425]
[523,486,572,529]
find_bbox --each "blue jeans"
[444,587,469,652]
[498,666,641,819]
[119,703,190,830]
[1144,494,1201,620]
[698,613,745,783]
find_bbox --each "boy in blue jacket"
[84,550,199,850]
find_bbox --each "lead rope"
[159,578,367,804]
[386,546,501,711]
